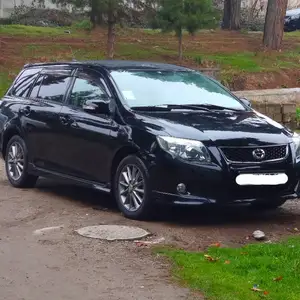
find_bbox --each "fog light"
[177,183,187,194]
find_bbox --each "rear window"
[10,68,41,98]
[36,75,71,103]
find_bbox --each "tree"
[157,0,218,61]
[222,0,241,30]
[36,0,153,59]
[248,0,260,23]
[263,0,288,50]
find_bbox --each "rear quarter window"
[10,68,42,98]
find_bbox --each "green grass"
[159,238,300,300]
[0,24,80,37]
[206,52,261,72]
[0,72,13,97]
[22,43,106,61]
[285,30,300,38]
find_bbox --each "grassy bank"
[1,25,300,96]
[159,237,300,300]
[0,24,81,37]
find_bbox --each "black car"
[1,60,300,220]
[284,8,300,32]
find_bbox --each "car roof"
[286,8,300,16]
[24,60,191,72]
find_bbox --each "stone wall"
[235,88,300,129]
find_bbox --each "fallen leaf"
[204,254,219,262]
[273,276,283,282]
[240,252,248,255]
[135,242,148,247]
[264,291,270,295]
[210,242,221,248]
[224,260,231,264]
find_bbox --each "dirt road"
[1,161,300,300]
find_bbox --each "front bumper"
[149,152,300,205]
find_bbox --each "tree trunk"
[222,0,241,30]
[263,0,288,50]
[230,0,241,30]
[222,0,231,29]
[177,29,183,61]
[107,22,116,59]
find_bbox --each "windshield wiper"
[131,104,211,112]
[195,104,242,111]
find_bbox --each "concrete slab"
[75,225,150,241]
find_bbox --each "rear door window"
[11,68,42,98]
[36,74,72,103]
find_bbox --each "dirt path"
[1,160,300,300]
[0,162,192,300]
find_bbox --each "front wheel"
[113,155,153,220]
[5,135,38,188]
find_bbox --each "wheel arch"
[1,126,22,159]
[110,146,140,185]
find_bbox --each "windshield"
[111,70,246,111]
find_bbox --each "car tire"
[5,135,38,188]
[250,198,287,211]
[113,155,153,220]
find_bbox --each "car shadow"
[36,178,300,227]
[36,178,118,212]
[155,204,299,227]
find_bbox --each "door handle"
[19,106,31,117]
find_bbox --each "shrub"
[240,8,265,32]
[74,19,93,31]
[10,5,75,27]
[194,55,203,65]
[0,18,13,25]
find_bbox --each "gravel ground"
[1,160,300,300]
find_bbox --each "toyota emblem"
[252,148,266,160]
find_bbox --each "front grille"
[220,145,288,163]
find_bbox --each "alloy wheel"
[7,142,25,181]
[118,165,145,212]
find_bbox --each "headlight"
[293,133,300,158]
[157,136,211,163]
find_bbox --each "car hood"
[131,110,293,147]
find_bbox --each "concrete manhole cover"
[75,225,150,241]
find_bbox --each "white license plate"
[236,173,288,186]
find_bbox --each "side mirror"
[240,97,252,108]
[82,98,111,115]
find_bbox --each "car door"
[57,68,118,184]
[23,68,74,171]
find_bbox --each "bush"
[240,8,265,32]
[74,19,93,31]
[194,55,203,65]
[10,6,75,27]
[0,18,13,25]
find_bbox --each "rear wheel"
[250,198,287,210]
[5,135,38,188]
[113,155,153,220]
